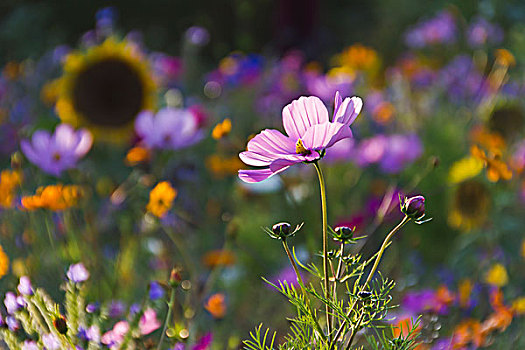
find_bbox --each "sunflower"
[55,38,156,143]
[448,180,490,231]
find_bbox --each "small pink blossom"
[139,307,161,335]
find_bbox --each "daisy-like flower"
[238,92,362,183]
[135,108,203,150]
[20,124,92,176]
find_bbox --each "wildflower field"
[1,1,525,349]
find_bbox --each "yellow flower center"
[295,139,310,155]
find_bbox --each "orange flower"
[211,118,232,140]
[21,184,83,211]
[0,170,22,208]
[205,293,226,319]
[435,285,455,310]
[125,146,150,166]
[202,250,236,268]
[471,145,512,182]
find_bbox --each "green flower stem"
[329,215,410,349]
[345,311,365,350]
[282,240,306,290]
[363,216,410,287]
[313,161,331,337]
[157,287,177,350]
[331,243,345,327]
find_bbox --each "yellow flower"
[521,240,525,259]
[448,156,484,184]
[204,293,226,319]
[0,169,22,208]
[0,245,9,279]
[211,118,232,140]
[512,297,525,315]
[147,181,177,218]
[55,37,157,143]
[203,250,236,268]
[485,264,508,287]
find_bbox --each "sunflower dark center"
[72,58,145,127]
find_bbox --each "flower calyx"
[264,222,304,241]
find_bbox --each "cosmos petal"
[282,96,329,139]
[333,96,362,125]
[246,129,296,155]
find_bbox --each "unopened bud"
[358,291,372,299]
[400,195,426,220]
[333,226,355,242]
[169,267,183,287]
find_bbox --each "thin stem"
[157,287,177,350]
[363,216,410,287]
[331,243,345,327]
[313,161,331,337]
[345,312,365,350]
[282,240,306,290]
[329,216,410,349]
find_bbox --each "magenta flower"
[238,92,362,183]
[20,124,92,176]
[135,108,203,150]
[67,263,90,283]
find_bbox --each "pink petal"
[53,124,77,152]
[238,168,275,183]
[302,122,351,150]
[282,96,329,139]
[333,96,362,125]
[20,140,39,165]
[246,129,295,155]
[334,91,343,114]
[239,151,277,167]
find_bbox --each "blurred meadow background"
[1,0,525,348]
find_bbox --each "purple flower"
[238,92,362,183]
[149,281,165,300]
[135,108,203,150]
[86,302,100,313]
[22,340,39,350]
[467,17,503,47]
[67,263,90,283]
[42,333,61,350]
[405,11,456,48]
[379,134,422,173]
[20,124,93,176]
[185,26,210,46]
[173,344,186,350]
[108,300,126,318]
[5,315,19,331]
[17,276,33,296]
[78,325,101,343]
[267,266,304,289]
[4,292,24,314]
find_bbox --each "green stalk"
[282,240,306,291]
[313,161,331,337]
[329,216,410,349]
[157,287,177,350]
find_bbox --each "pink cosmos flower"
[101,320,129,348]
[20,124,92,176]
[238,92,362,183]
[139,307,161,335]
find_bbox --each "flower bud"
[169,267,183,287]
[400,195,426,220]
[53,316,68,335]
[333,226,355,242]
[272,222,291,237]
[357,291,372,299]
